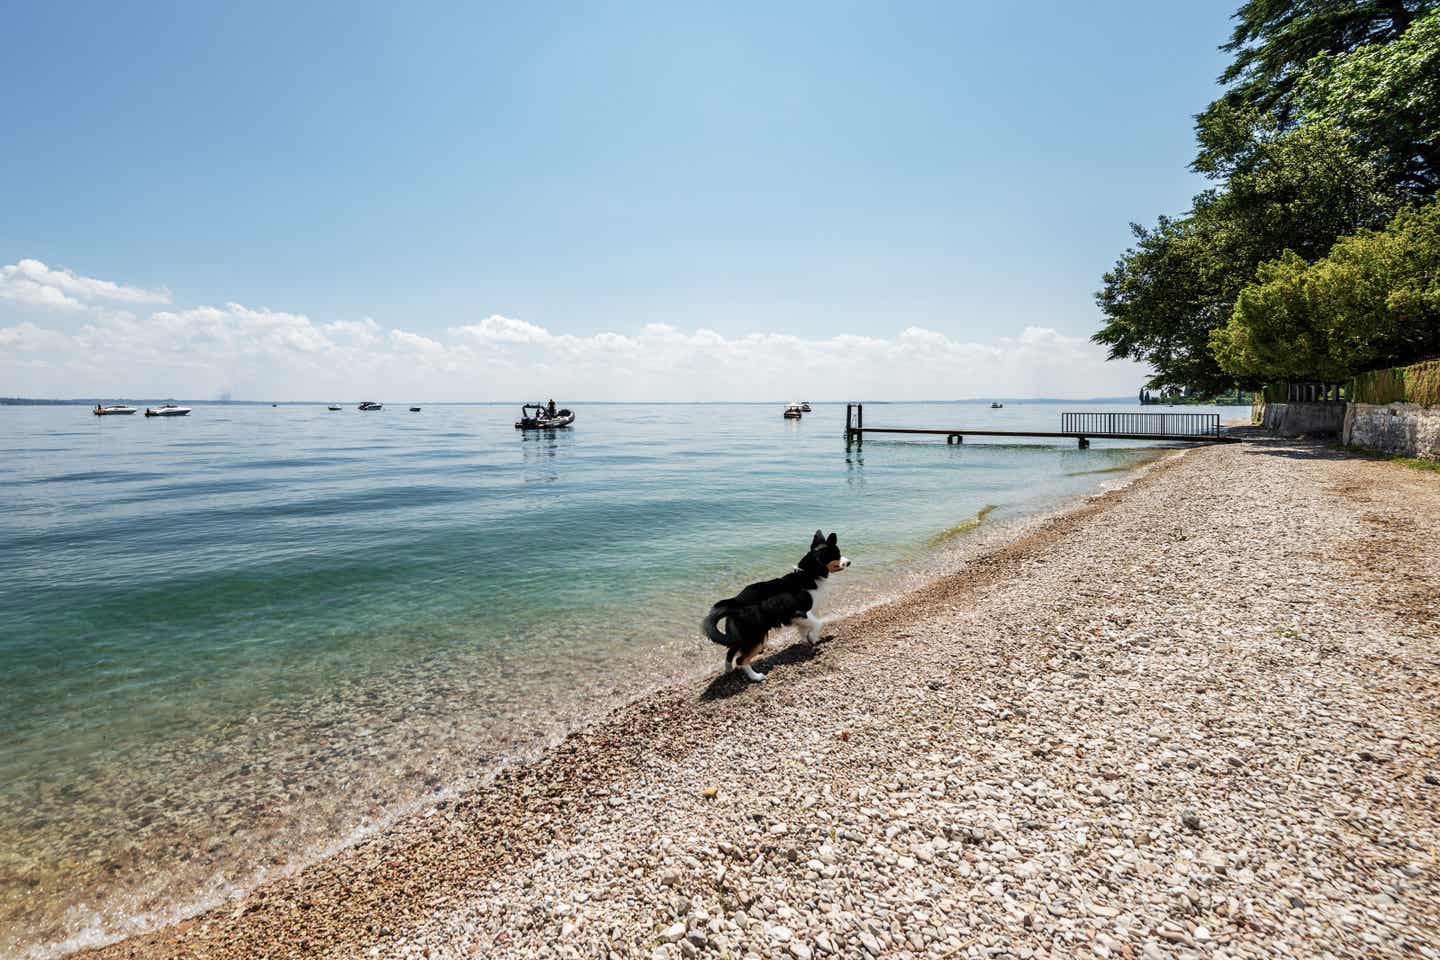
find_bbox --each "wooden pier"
[843,404,1238,448]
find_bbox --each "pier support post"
[845,403,853,437]
[1078,436,1089,449]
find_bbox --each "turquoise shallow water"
[0,401,1247,955]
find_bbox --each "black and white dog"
[702,530,851,681]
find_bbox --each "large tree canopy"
[1095,216,1238,395]
[1212,200,1440,381]
[1201,121,1395,261]
[1095,0,1439,393]
[1298,9,1440,193]
[1094,123,1394,391]
[1195,0,1435,175]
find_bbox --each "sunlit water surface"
[0,401,1248,956]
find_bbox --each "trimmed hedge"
[1352,358,1440,406]
[1351,367,1407,404]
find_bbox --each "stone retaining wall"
[1343,402,1440,461]
[1252,401,1348,437]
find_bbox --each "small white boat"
[144,404,191,417]
[93,404,138,416]
[799,401,813,412]
[327,405,342,411]
[358,401,383,411]
[783,403,804,419]
[991,402,1004,409]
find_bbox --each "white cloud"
[449,314,642,354]
[0,281,86,311]
[390,329,443,352]
[0,259,170,312]
[323,317,382,345]
[1,260,1148,400]
[144,303,334,355]
[450,314,551,345]
[0,320,74,351]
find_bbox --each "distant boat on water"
[783,403,804,419]
[409,406,422,412]
[799,401,812,412]
[358,401,383,411]
[515,403,574,429]
[991,402,1004,408]
[327,405,342,411]
[144,404,191,417]
[93,404,137,416]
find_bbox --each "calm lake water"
[0,401,1248,956]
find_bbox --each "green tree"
[1095,215,1238,395]
[1298,9,1440,193]
[1212,200,1440,380]
[1097,0,1437,391]
[1094,123,1394,391]
[1194,0,1434,175]
[1201,121,1395,260]
[1210,251,1348,380]
[1307,202,1440,368]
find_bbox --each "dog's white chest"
[807,578,835,612]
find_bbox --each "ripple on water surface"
[0,401,1249,957]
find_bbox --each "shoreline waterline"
[69,435,1440,960]
[46,445,1190,960]
[1,403,1230,959]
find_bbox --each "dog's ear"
[812,529,825,548]
[826,532,837,547]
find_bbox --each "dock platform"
[843,405,1240,448]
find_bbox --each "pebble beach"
[80,436,1439,960]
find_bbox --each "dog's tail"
[701,606,731,646]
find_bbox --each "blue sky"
[1,1,1233,399]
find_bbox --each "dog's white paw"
[742,666,767,682]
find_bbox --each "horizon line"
[4,396,1221,406]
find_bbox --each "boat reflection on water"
[520,427,575,485]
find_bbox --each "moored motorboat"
[783,403,804,419]
[358,401,383,411]
[93,404,138,416]
[328,405,342,411]
[515,403,575,429]
[799,401,812,412]
[409,406,422,412]
[991,402,1004,408]
[144,404,191,417]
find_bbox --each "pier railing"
[842,404,1235,447]
[1060,411,1219,437]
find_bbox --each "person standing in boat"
[547,399,557,418]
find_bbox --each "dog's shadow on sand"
[699,637,834,702]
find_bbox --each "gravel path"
[84,438,1440,960]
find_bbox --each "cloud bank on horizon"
[1,258,1147,400]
